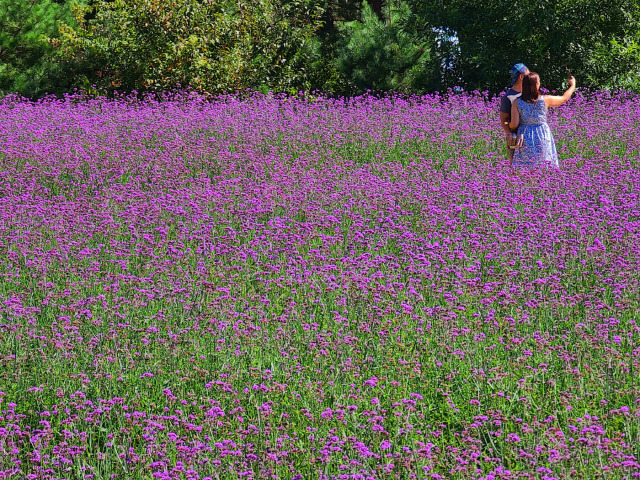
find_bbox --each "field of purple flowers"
[0,90,639,480]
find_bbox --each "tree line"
[2,0,639,99]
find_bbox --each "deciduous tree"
[412,0,640,93]
[57,0,324,94]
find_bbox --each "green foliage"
[3,0,640,98]
[317,0,363,33]
[0,0,80,98]
[57,0,324,94]
[412,0,640,93]
[591,36,640,92]
[333,1,435,95]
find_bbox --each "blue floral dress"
[512,96,559,169]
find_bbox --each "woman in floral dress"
[509,72,576,169]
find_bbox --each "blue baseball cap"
[510,63,528,84]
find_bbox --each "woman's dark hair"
[520,72,541,103]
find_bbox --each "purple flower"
[364,377,379,388]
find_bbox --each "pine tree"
[333,0,436,95]
[0,0,80,98]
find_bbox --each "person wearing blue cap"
[500,63,529,161]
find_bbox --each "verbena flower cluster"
[0,91,639,480]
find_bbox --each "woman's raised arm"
[545,76,576,108]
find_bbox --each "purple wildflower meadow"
[0,90,639,479]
